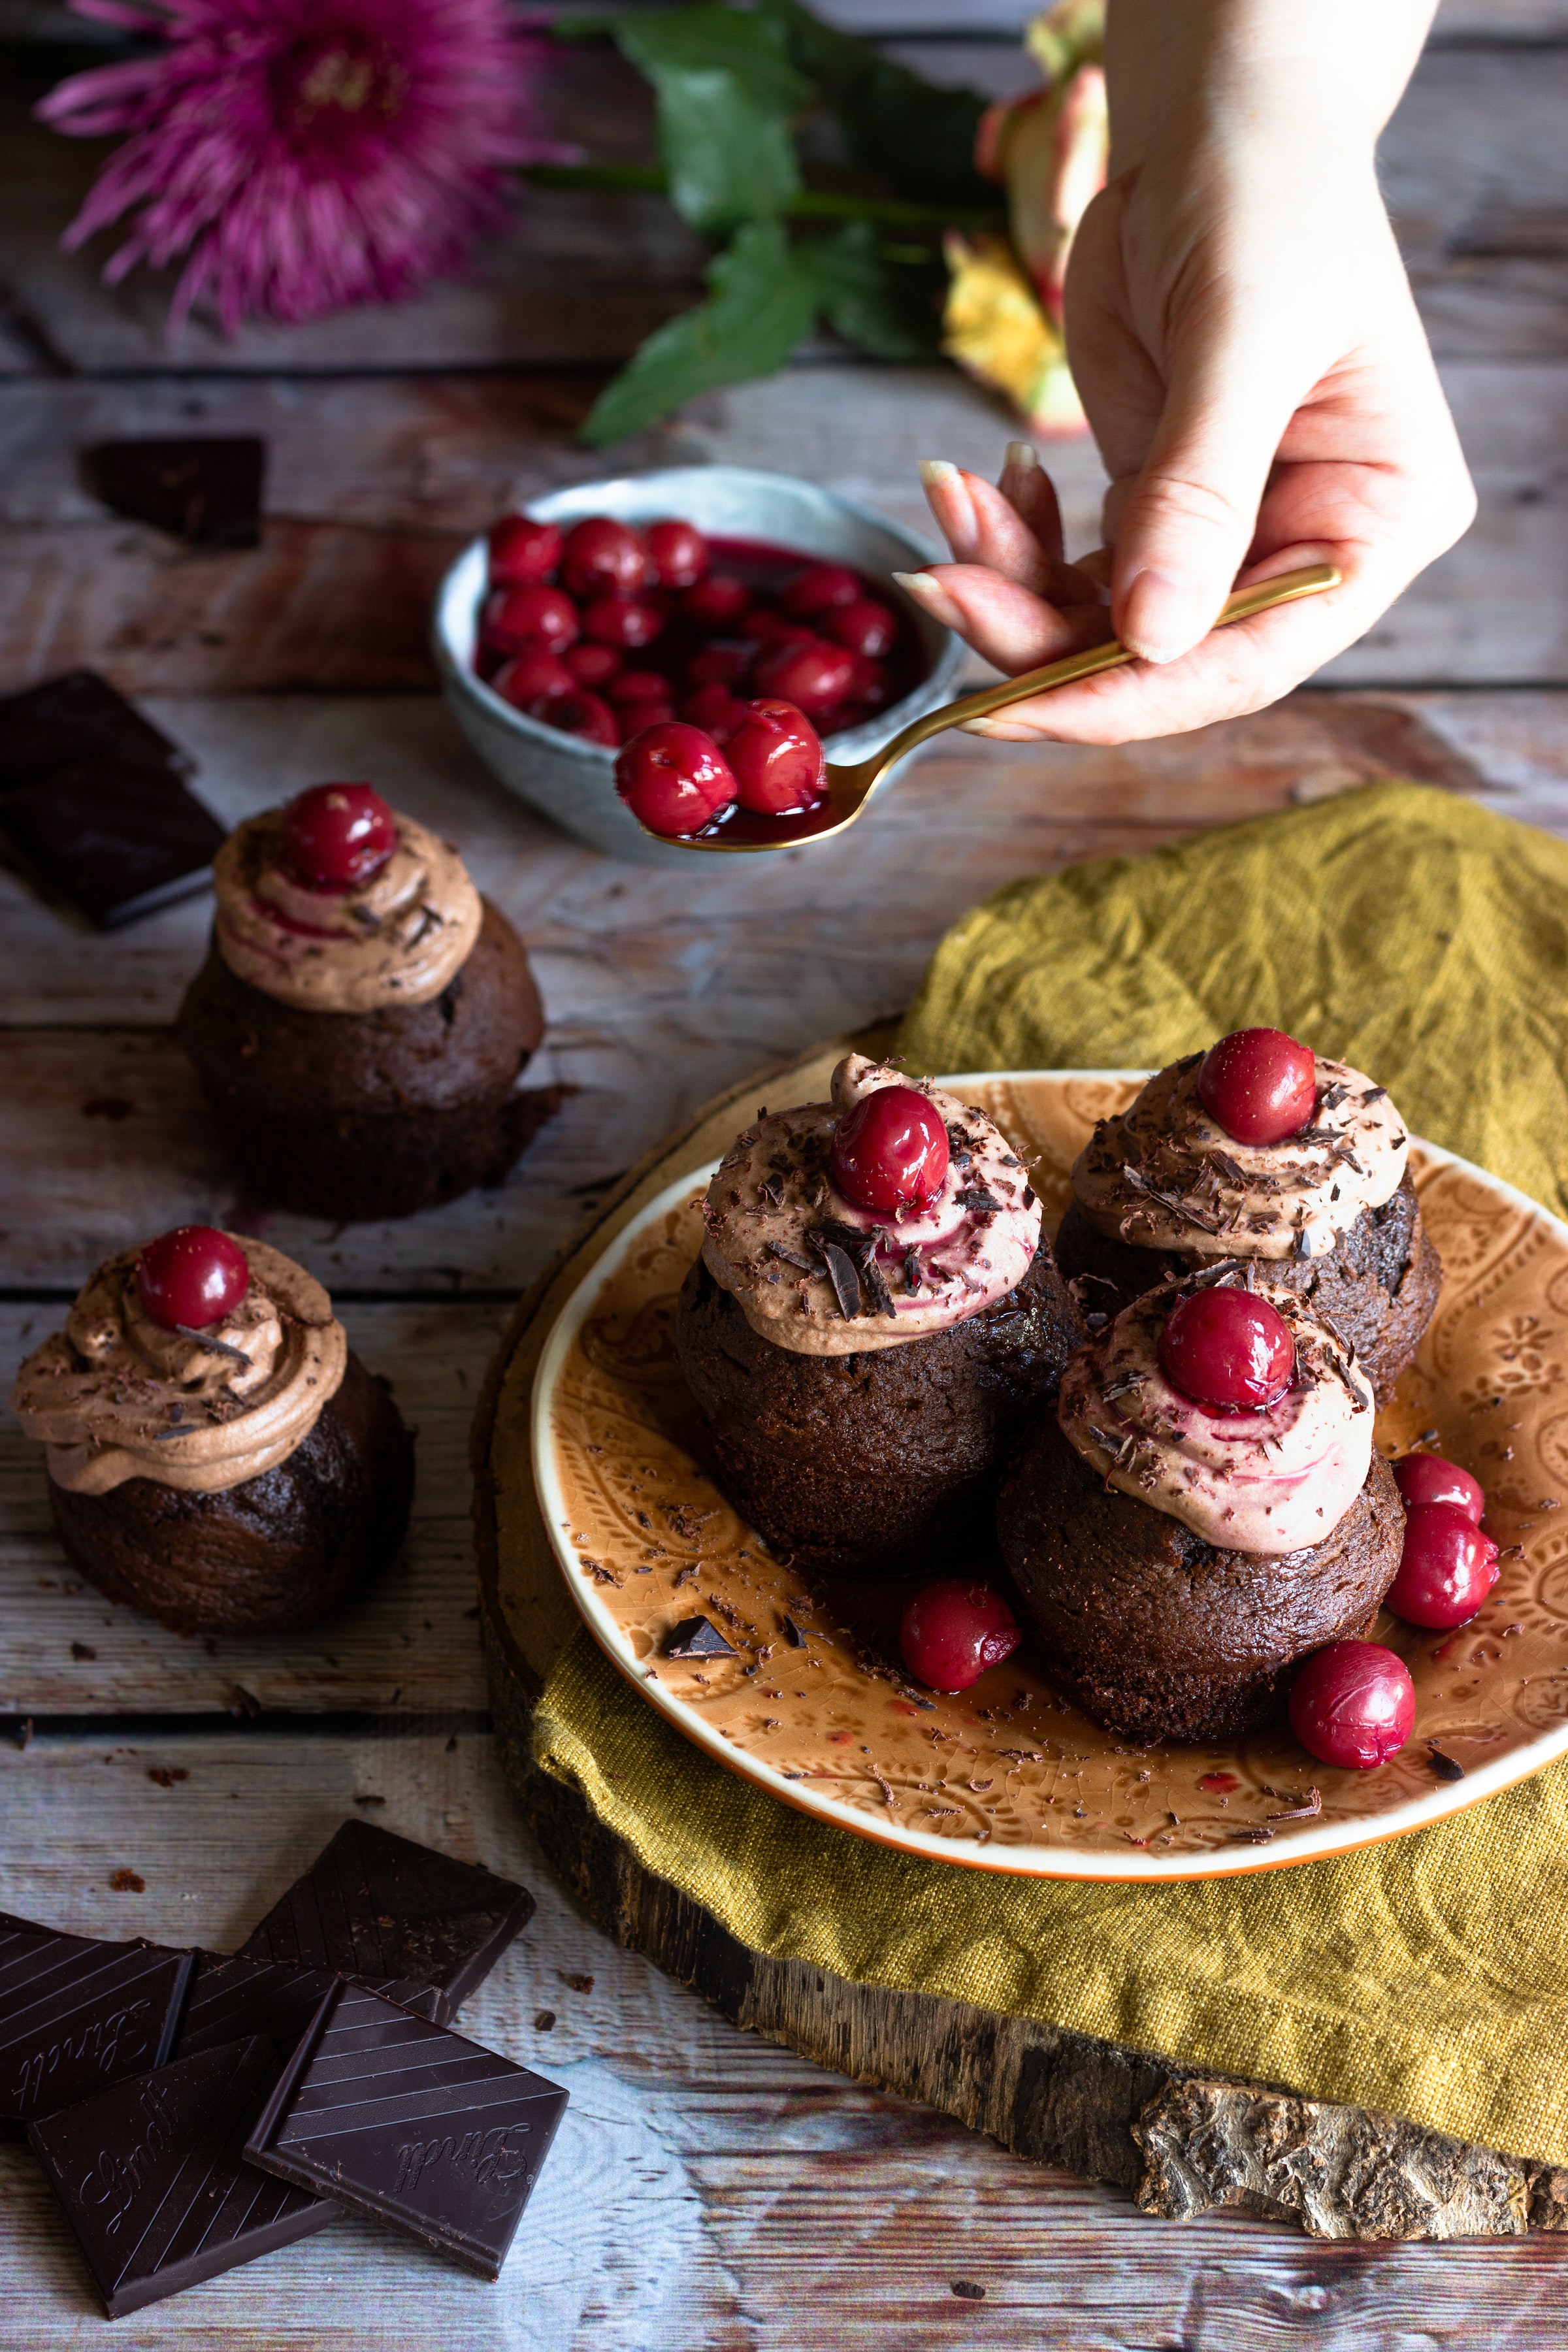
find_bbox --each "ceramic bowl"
[431,464,966,866]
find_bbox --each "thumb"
[1107,345,1298,664]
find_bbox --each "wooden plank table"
[3,8,1568,2344]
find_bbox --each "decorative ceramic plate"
[531,1072,1568,1881]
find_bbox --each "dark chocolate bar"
[0,1921,193,2129]
[88,436,266,547]
[238,1821,534,2025]
[173,1952,342,2062]
[0,670,191,790]
[29,2036,334,2316]
[245,1982,566,2280]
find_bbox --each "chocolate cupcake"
[178,783,546,1222]
[998,1275,1404,1743]
[676,1054,1085,1578]
[10,1224,412,1637]
[1054,1028,1441,1401]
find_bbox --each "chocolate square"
[238,1821,535,2025]
[0,1921,193,2130]
[245,1982,567,2279]
[88,436,266,547]
[1,757,226,928]
[29,2036,334,2316]
[0,669,190,791]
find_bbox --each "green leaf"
[613,6,810,235]
[755,0,992,210]
[807,220,940,362]
[581,220,821,446]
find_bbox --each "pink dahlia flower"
[37,0,576,336]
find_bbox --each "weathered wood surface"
[5,1729,1568,2352]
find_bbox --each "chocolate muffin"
[10,1226,412,1637]
[1056,1033,1441,1401]
[676,1054,1085,1578]
[998,1277,1404,1744]
[177,784,547,1222]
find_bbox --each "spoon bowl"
[638,563,1342,855]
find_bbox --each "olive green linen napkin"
[533,780,1568,2164]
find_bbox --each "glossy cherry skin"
[1197,1026,1317,1145]
[136,1226,250,1331]
[725,697,826,816]
[751,635,857,717]
[543,690,619,747]
[781,562,861,620]
[487,514,561,587]
[561,514,646,599]
[1289,1641,1415,1769]
[564,640,623,687]
[493,647,575,709]
[1385,1503,1500,1629]
[1393,1452,1485,1522]
[615,720,738,836]
[645,519,709,590]
[826,598,897,659]
[679,575,751,631]
[899,1579,1022,1694]
[680,683,749,740]
[483,583,578,655]
[280,783,397,891]
[1158,1286,1296,1413]
[582,595,665,651]
[831,1083,950,1213]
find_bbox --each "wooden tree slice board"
[472,1031,1568,2242]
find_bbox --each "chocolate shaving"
[956,1185,1002,1213]
[766,1240,816,1273]
[780,1615,806,1648]
[1209,1150,1250,1188]
[758,1175,785,1210]
[862,1255,896,1318]
[172,1322,253,1366]
[902,1247,923,1294]
[1266,1788,1322,1821]
[819,1242,862,1320]
[1294,1227,1312,1259]
[1360,1085,1388,1103]
[1022,1185,1036,1210]
[1226,1825,1275,1844]
[1428,1744,1465,1782]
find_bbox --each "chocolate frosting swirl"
[1071,1053,1409,1262]
[1057,1276,1375,1554]
[699,1054,1042,1358]
[10,1236,347,1495]
[213,808,482,1013]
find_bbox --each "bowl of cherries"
[433,465,964,864]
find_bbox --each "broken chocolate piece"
[244,1982,566,2281]
[29,2035,333,2317]
[173,1951,349,2061]
[238,1821,534,2027]
[0,1920,193,2131]
[779,1615,806,1648]
[1428,1746,1466,1782]
[662,1616,737,1660]
[88,436,266,547]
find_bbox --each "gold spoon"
[645,561,1342,854]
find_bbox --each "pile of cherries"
[475,512,915,820]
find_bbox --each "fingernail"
[892,570,964,630]
[917,459,959,487]
[1119,568,1207,664]
[1004,439,1038,472]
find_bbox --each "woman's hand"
[896,0,1477,747]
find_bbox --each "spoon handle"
[874,561,1342,770]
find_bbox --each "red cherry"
[645,519,709,591]
[607,668,673,707]
[564,641,623,687]
[582,596,665,651]
[1197,1028,1317,1146]
[740,610,811,646]
[493,647,575,709]
[487,515,561,587]
[615,721,738,838]
[680,684,749,740]
[840,652,892,711]
[685,644,751,689]
[544,691,619,747]
[1289,1641,1415,1769]
[751,636,857,717]
[1392,1453,1484,1522]
[679,575,751,631]
[830,1083,950,1213]
[136,1226,250,1332]
[1386,1503,1500,1629]
[1158,1287,1295,1413]
[899,1579,1021,1694]
[483,583,578,655]
[781,563,860,621]
[561,515,645,599]
[280,783,397,892]
[826,598,897,659]
[725,697,826,817]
